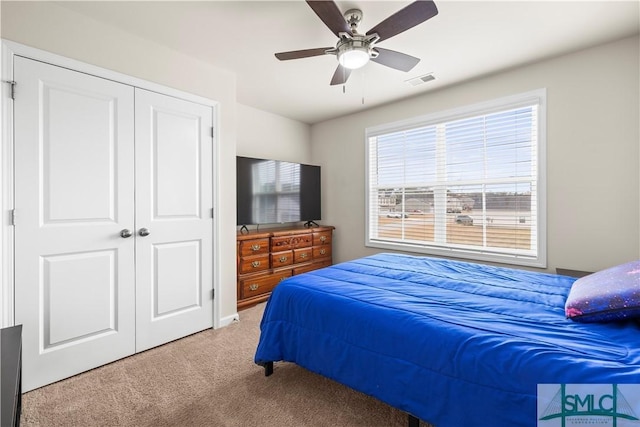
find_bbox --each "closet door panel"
[154,240,201,316]
[153,109,201,218]
[42,84,117,222]
[13,57,136,392]
[134,88,214,352]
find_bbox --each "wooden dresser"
[237,225,334,310]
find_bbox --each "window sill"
[366,239,546,269]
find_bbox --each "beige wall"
[1,1,239,322]
[311,35,640,273]
[237,104,311,163]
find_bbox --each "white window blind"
[365,90,546,267]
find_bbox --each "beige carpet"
[21,303,431,426]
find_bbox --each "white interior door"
[13,58,215,391]
[134,88,214,352]
[14,57,136,391]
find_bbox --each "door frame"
[1,40,224,329]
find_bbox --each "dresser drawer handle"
[320,249,326,255]
[251,261,261,268]
[249,284,259,291]
[320,235,327,243]
[251,244,261,251]
[300,253,308,259]
[279,256,288,263]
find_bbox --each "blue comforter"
[254,253,640,426]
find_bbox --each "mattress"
[254,253,640,426]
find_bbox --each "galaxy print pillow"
[565,260,640,323]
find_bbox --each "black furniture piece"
[1,325,22,427]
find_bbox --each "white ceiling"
[59,1,639,124]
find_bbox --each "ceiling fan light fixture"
[274,1,439,85]
[338,48,370,69]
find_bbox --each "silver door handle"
[139,228,150,237]
[120,229,133,238]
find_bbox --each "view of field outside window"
[368,105,538,258]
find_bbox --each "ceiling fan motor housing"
[335,33,380,69]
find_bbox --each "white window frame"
[365,89,547,268]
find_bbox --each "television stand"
[239,225,249,234]
[303,221,318,228]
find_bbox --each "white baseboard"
[218,312,240,328]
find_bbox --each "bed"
[254,253,640,427]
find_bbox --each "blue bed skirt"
[255,253,640,426]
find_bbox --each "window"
[365,90,546,267]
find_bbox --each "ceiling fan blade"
[306,1,352,38]
[366,1,438,43]
[330,65,352,85]
[275,47,333,61]
[371,48,420,72]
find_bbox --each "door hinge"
[11,209,16,226]
[3,80,16,100]
[211,289,215,300]
[210,127,214,138]
[211,208,214,219]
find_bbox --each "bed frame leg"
[264,361,273,377]
[408,414,419,427]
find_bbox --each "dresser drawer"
[293,247,313,264]
[292,263,316,275]
[313,245,332,260]
[240,270,291,299]
[313,230,333,246]
[271,250,293,267]
[238,238,270,257]
[293,259,332,275]
[271,233,312,251]
[238,254,270,274]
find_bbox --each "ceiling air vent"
[405,73,435,87]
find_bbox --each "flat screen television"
[236,156,321,226]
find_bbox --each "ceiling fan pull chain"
[362,70,366,105]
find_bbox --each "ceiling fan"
[275,1,438,86]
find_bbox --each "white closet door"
[134,88,214,352]
[14,57,136,391]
